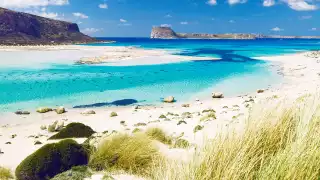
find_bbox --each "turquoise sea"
[0,38,320,112]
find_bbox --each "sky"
[0,0,319,37]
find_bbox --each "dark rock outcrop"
[0,8,98,45]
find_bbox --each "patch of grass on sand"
[0,167,13,180]
[145,127,172,145]
[89,133,160,176]
[51,166,92,180]
[149,94,320,180]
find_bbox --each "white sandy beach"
[0,46,319,179]
[0,45,216,68]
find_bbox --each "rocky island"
[0,7,98,45]
[151,26,320,39]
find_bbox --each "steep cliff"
[0,8,97,45]
[150,27,179,39]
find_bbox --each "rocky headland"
[0,8,99,45]
[151,26,320,39]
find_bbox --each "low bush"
[15,139,89,180]
[49,123,95,140]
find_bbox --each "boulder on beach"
[15,139,89,180]
[212,92,224,98]
[81,109,96,115]
[36,107,53,113]
[163,96,175,103]
[55,106,66,114]
[47,120,64,132]
[48,122,95,140]
[15,110,30,115]
[182,104,190,108]
[257,89,265,93]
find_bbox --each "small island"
[151,26,320,39]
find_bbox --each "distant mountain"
[151,27,320,40]
[0,7,99,45]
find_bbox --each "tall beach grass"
[150,94,320,180]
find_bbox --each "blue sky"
[0,0,319,37]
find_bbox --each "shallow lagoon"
[1,38,320,112]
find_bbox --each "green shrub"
[132,128,141,133]
[159,115,166,119]
[48,123,95,140]
[177,120,187,125]
[202,109,215,113]
[173,139,190,148]
[89,133,160,175]
[200,112,216,122]
[0,167,13,180]
[193,125,204,133]
[51,166,92,180]
[145,127,172,145]
[134,122,147,127]
[15,139,89,180]
[110,112,118,117]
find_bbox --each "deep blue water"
[0,38,319,112]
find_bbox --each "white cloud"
[73,12,88,19]
[228,0,247,5]
[229,20,235,23]
[120,18,127,23]
[271,27,284,31]
[165,14,172,18]
[207,0,217,5]
[299,15,312,19]
[310,27,317,31]
[180,21,188,25]
[263,0,275,7]
[81,28,102,35]
[118,23,132,26]
[282,0,317,11]
[25,9,65,20]
[99,3,108,9]
[160,24,172,28]
[0,0,69,8]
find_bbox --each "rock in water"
[55,106,66,114]
[15,139,89,180]
[0,7,98,45]
[257,89,265,93]
[212,92,224,98]
[48,123,95,140]
[36,107,52,113]
[163,96,175,103]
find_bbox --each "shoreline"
[0,45,319,174]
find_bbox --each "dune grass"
[0,167,13,180]
[89,132,160,176]
[145,127,172,145]
[150,94,320,180]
